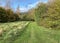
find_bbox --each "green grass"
[14,22,60,43]
[0,21,27,33]
[0,21,60,43]
[0,21,29,43]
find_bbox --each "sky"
[0,0,48,12]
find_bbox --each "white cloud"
[28,1,40,8]
[20,1,40,12]
[20,7,29,12]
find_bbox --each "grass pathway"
[14,22,60,43]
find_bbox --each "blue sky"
[0,0,48,12]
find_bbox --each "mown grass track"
[14,22,60,43]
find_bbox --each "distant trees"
[23,9,35,21]
[0,6,35,22]
[18,9,35,21]
[0,0,36,22]
[28,9,35,21]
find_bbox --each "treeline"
[0,7,35,23]
[35,0,60,29]
[0,7,20,22]
[20,9,35,21]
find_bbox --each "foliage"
[0,7,20,22]
[20,11,35,21]
[35,3,47,25]
[0,7,7,22]
[35,0,60,29]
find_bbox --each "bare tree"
[16,5,20,13]
[5,0,11,9]
[48,0,55,4]
[16,4,20,17]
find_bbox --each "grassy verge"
[0,21,29,43]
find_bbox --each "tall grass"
[0,21,29,43]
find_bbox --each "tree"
[16,4,20,18]
[0,7,7,22]
[6,9,15,21]
[34,0,60,29]
[27,9,35,21]
[46,0,60,29]
[35,3,47,25]
[5,0,11,9]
